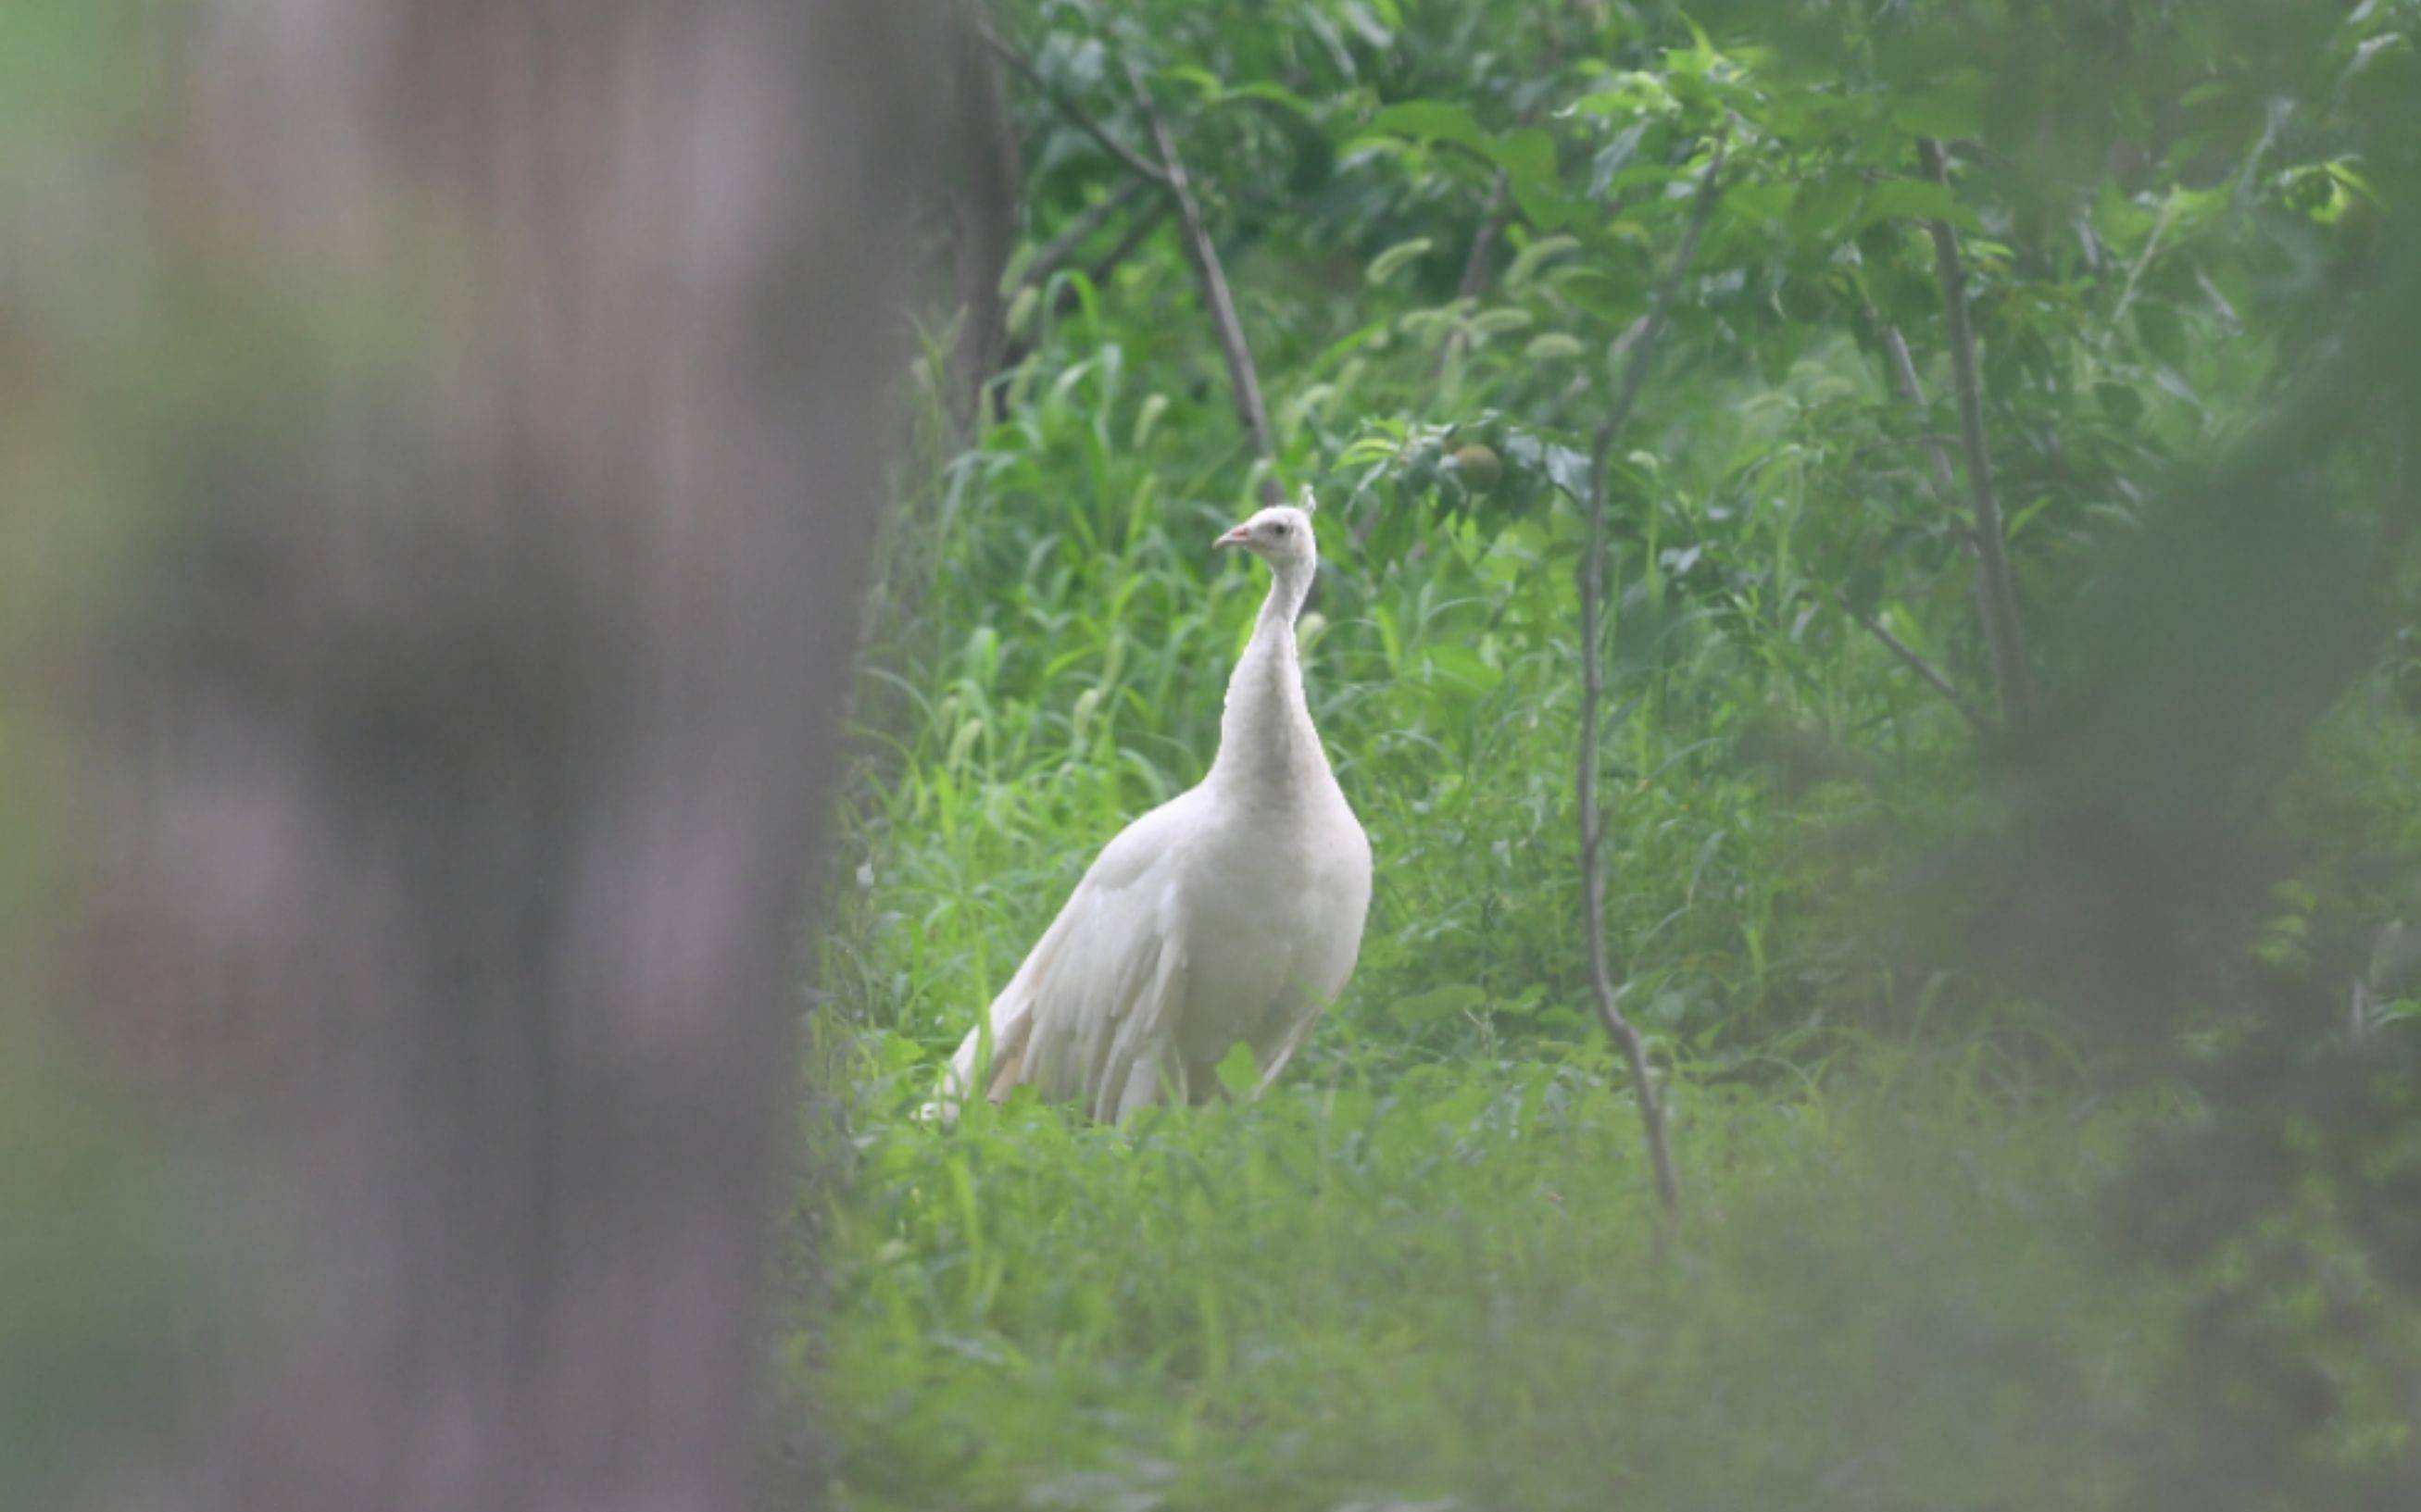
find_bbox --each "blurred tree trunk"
[44,3,940,1507]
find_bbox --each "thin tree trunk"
[1876,315,1967,514]
[1577,130,1727,1220]
[44,4,936,1507]
[1918,137,2035,724]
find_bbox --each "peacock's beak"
[1213,523,1252,551]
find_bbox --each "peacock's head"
[1213,486,1319,568]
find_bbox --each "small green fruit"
[1450,443,1503,493]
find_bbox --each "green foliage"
[811,0,2421,1506]
[818,1047,2180,1512]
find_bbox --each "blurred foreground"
[6,3,935,1506]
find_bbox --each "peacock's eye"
[1271,521,1289,535]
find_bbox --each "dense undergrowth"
[814,1047,2163,1512]
[799,3,2421,1507]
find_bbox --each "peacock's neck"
[1209,557,1326,792]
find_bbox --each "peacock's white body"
[936,494,1371,1121]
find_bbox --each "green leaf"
[1425,643,1503,694]
[2134,304,2188,368]
[1487,127,1574,231]
[2328,159,2385,208]
[2094,380,2144,428]
[1524,332,1585,364]
[1370,98,1486,151]
[1789,174,1861,242]
[1214,1043,1260,1099]
[1160,63,1223,102]
[1895,69,1988,140]
[1858,180,1968,230]
[1365,237,1434,285]
[1221,80,1319,119]
[1504,233,1581,290]
[1564,90,1636,119]
[1389,983,1486,1025]
[1466,307,1534,338]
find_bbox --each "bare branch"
[1578,129,1728,1219]
[1838,594,1995,736]
[1125,54,1283,504]
[1917,137,2035,723]
[977,21,1170,188]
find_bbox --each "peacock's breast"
[1165,793,1364,1080]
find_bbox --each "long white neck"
[1207,555,1327,792]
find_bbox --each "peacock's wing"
[940,794,1199,1121]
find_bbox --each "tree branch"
[1125,55,1282,504]
[976,21,1171,188]
[1838,594,1995,736]
[1875,315,1964,514]
[1578,130,1727,1219]
[1917,137,2035,723]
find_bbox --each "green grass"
[806,1041,2170,1511]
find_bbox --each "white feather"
[933,495,1372,1121]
